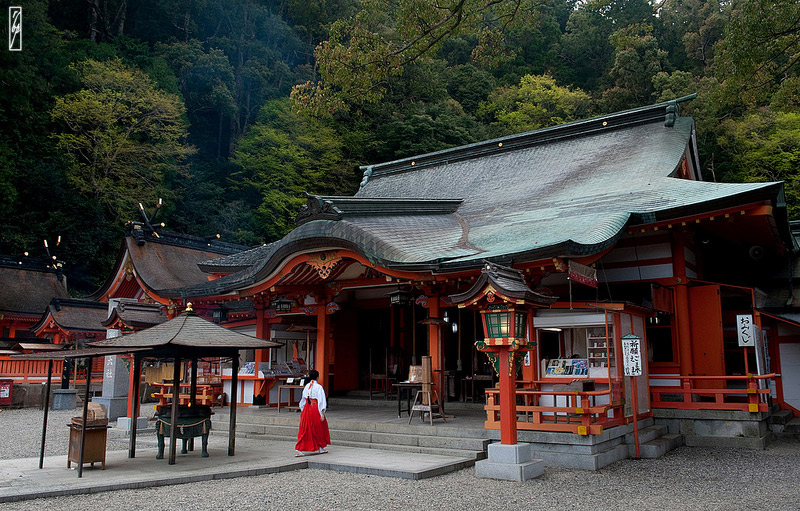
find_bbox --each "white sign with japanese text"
[736,314,755,347]
[621,334,642,377]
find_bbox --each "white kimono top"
[299,380,327,414]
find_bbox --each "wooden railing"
[649,374,774,413]
[484,382,625,435]
[0,356,63,383]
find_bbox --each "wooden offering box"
[67,416,109,470]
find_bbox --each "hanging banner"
[736,314,755,347]
[568,260,598,288]
[621,334,642,376]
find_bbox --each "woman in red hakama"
[295,369,330,456]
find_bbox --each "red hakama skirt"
[295,398,330,452]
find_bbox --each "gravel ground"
[1,407,798,511]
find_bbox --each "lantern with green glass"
[480,303,528,344]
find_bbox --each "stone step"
[631,433,683,459]
[211,431,486,460]
[768,409,794,425]
[785,418,800,434]
[533,442,629,471]
[624,424,669,446]
[216,421,490,452]
[213,414,492,439]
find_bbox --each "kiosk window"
[539,330,561,359]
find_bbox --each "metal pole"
[39,359,53,469]
[228,351,239,456]
[77,356,93,478]
[631,375,640,458]
[168,356,181,465]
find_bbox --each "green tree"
[716,110,800,218]
[51,58,193,225]
[478,74,591,136]
[601,24,668,110]
[715,0,800,107]
[291,0,546,117]
[231,99,356,241]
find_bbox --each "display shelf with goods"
[587,327,614,379]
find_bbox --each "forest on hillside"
[1,0,799,294]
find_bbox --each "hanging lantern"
[387,287,412,306]
[272,297,294,313]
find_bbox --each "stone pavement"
[0,435,475,504]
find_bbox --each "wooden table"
[277,384,304,412]
[393,382,422,417]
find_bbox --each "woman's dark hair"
[308,369,320,380]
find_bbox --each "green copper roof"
[167,98,784,298]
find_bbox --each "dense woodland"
[1,0,799,294]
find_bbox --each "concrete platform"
[0,436,475,504]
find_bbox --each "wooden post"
[316,305,330,392]
[228,351,238,456]
[77,356,93,478]
[672,231,694,376]
[128,354,141,458]
[498,349,518,445]
[428,296,442,399]
[39,359,53,469]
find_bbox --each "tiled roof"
[166,98,785,298]
[32,299,109,334]
[0,263,69,315]
[89,230,250,300]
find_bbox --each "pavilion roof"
[164,96,787,298]
[90,308,281,350]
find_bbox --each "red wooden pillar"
[497,348,518,444]
[316,302,331,392]
[254,302,270,365]
[672,231,694,376]
[428,295,442,396]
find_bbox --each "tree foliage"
[478,74,591,135]
[2,0,800,293]
[51,58,193,224]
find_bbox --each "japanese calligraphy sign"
[736,314,755,347]
[621,334,642,377]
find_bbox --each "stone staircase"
[211,411,490,461]
[768,408,800,440]
[625,422,684,458]
[519,417,683,470]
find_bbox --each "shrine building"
[142,95,798,452]
[7,95,800,465]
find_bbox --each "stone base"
[475,442,544,482]
[92,396,128,420]
[51,389,77,410]
[117,416,149,433]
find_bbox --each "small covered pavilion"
[15,305,280,477]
